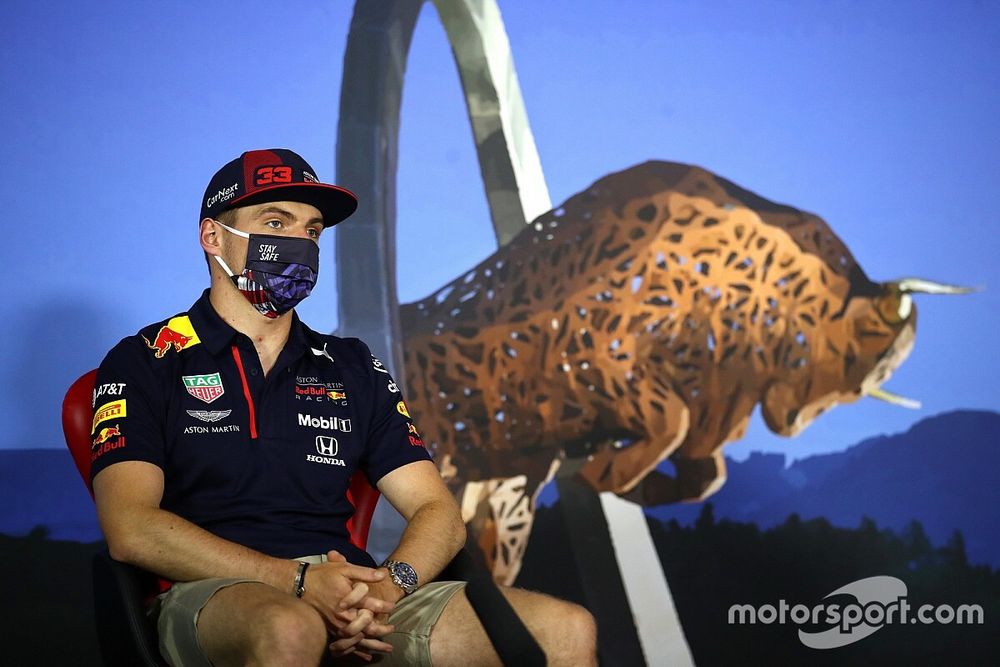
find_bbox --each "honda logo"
[315,435,339,457]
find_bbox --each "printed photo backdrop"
[1,1,997,664]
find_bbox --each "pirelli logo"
[92,399,127,434]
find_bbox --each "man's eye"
[265,219,282,229]
[308,228,321,239]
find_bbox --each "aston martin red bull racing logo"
[294,376,347,404]
[142,316,201,358]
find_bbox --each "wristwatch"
[381,559,419,596]
[293,561,309,598]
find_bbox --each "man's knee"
[249,599,327,664]
[566,602,598,656]
[548,599,597,664]
[499,588,597,665]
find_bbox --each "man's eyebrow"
[253,206,324,226]
[252,206,294,219]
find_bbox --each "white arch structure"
[334,2,692,664]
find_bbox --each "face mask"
[213,220,320,319]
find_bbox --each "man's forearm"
[103,505,299,592]
[383,499,466,586]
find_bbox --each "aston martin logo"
[186,409,232,423]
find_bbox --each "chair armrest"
[91,550,168,667]
[441,548,546,666]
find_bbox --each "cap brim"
[223,182,359,227]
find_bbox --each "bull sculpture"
[398,161,974,584]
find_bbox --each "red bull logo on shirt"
[407,422,424,448]
[143,316,201,358]
[91,425,126,461]
[92,425,121,448]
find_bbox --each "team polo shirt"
[89,289,432,567]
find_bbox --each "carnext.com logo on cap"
[306,435,345,467]
[206,182,239,208]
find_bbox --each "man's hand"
[300,551,392,626]
[362,570,405,627]
[328,567,407,662]
[310,551,400,661]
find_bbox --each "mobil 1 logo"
[298,413,352,432]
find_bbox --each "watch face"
[391,562,418,590]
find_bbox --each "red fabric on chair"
[60,369,382,547]
[347,473,380,550]
[62,369,98,498]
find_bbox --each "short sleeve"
[352,339,433,487]
[89,338,166,484]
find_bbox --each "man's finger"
[333,607,358,624]
[329,634,363,655]
[362,621,395,638]
[338,582,369,610]
[337,563,388,582]
[326,549,347,563]
[342,608,375,637]
[358,596,396,615]
[358,637,395,653]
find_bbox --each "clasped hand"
[301,550,403,662]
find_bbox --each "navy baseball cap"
[201,149,358,227]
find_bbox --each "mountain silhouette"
[647,409,1000,567]
[0,448,101,542]
[2,410,997,569]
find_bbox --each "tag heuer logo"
[182,373,225,404]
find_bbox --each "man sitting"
[91,149,597,666]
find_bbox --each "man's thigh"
[153,579,325,667]
[365,581,466,666]
[428,585,598,667]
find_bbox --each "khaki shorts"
[147,555,466,667]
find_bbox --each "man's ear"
[200,218,222,257]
